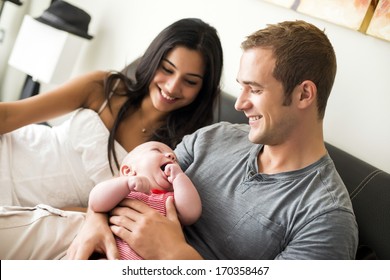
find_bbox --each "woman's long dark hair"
[104,18,223,174]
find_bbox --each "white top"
[0,109,127,208]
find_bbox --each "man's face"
[235,47,298,146]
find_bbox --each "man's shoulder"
[178,121,252,153]
[200,121,250,134]
[191,122,251,145]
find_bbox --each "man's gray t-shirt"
[175,122,358,259]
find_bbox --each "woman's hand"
[66,208,119,260]
[110,196,202,259]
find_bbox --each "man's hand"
[109,197,202,259]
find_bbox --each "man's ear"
[297,80,316,109]
[121,164,136,176]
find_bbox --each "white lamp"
[8,14,86,85]
[8,0,93,99]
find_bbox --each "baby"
[89,141,201,259]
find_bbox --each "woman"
[0,18,223,209]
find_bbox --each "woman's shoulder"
[83,70,109,80]
[76,70,110,111]
[64,70,108,87]
[72,69,107,78]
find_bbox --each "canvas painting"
[366,0,390,41]
[296,0,372,31]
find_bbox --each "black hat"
[6,0,23,5]
[35,0,93,40]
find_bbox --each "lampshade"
[8,15,86,84]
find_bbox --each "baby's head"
[120,141,177,190]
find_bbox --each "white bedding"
[0,109,127,208]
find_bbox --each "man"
[72,20,357,259]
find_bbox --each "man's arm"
[275,210,358,260]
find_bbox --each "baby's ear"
[121,165,136,176]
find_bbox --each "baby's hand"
[164,163,184,184]
[128,176,150,194]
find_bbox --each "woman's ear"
[121,164,136,176]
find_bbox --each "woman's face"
[149,46,205,113]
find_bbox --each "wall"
[1,0,389,173]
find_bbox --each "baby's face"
[128,141,178,190]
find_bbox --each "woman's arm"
[0,70,107,134]
[110,197,203,259]
[165,164,202,225]
[66,208,120,260]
